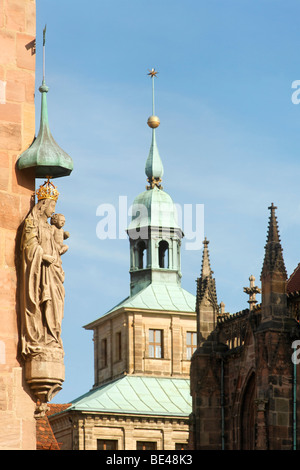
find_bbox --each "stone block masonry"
[0,0,37,450]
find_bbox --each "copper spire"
[145,68,163,189]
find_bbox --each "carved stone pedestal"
[25,351,65,417]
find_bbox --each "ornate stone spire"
[145,69,164,189]
[17,26,73,179]
[259,204,289,327]
[196,238,218,344]
[261,203,287,280]
[201,237,213,278]
[196,238,218,306]
[243,275,261,311]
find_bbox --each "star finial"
[147,68,158,78]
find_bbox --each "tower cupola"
[127,70,183,296]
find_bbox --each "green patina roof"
[128,186,180,231]
[17,81,73,179]
[67,376,192,417]
[102,283,196,317]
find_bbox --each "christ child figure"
[50,213,70,255]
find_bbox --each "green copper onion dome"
[17,80,73,179]
[17,27,73,179]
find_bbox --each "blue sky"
[35,0,300,403]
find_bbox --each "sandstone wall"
[0,0,36,450]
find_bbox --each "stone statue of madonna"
[20,180,68,410]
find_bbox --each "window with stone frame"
[175,443,188,450]
[115,331,122,362]
[97,439,118,450]
[101,338,108,368]
[136,441,157,450]
[149,329,163,358]
[186,332,197,359]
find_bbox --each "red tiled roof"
[36,415,61,450]
[47,403,71,416]
[36,404,71,450]
[287,263,300,294]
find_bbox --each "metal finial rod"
[43,25,47,83]
[147,68,158,115]
[147,69,160,130]
[152,75,155,115]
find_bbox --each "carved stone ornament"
[19,180,69,417]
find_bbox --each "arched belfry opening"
[137,241,147,269]
[159,240,169,268]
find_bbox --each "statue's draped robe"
[20,211,65,358]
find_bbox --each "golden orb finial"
[147,115,160,128]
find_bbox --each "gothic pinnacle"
[196,238,218,308]
[261,204,287,279]
[243,275,261,311]
[201,238,213,278]
[266,203,280,244]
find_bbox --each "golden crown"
[36,178,59,202]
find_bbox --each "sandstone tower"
[0,0,37,450]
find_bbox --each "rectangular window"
[149,329,163,358]
[175,443,188,450]
[101,338,108,368]
[136,441,157,450]
[115,332,122,361]
[97,439,118,450]
[186,332,197,360]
